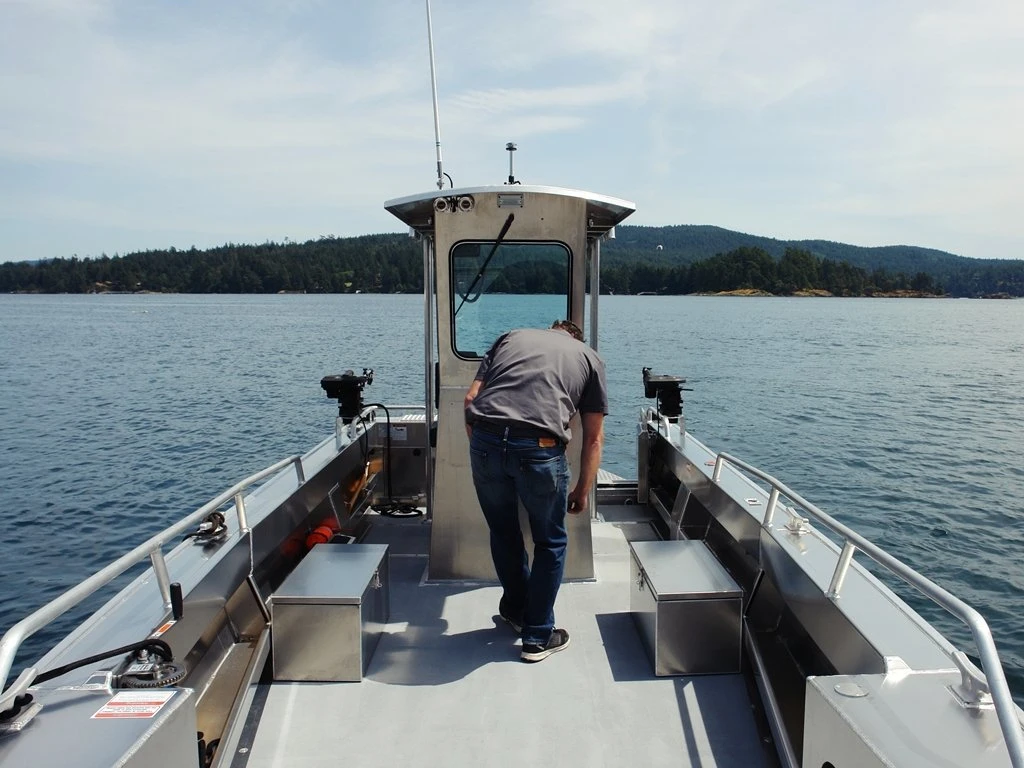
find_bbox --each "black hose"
[203,737,221,768]
[365,403,424,517]
[353,404,422,517]
[0,694,32,721]
[33,638,173,685]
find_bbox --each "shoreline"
[4,289,1018,299]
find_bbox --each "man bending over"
[464,320,607,663]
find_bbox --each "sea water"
[1,293,1022,701]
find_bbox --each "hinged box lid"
[629,540,740,600]
[273,543,387,605]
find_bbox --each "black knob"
[171,582,184,621]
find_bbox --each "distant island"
[2,225,1021,297]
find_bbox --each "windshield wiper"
[454,213,515,316]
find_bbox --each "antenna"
[506,142,518,184]
[426,0,444,190]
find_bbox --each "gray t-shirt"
[466,328,608,443]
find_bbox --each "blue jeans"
[469,429,570,646]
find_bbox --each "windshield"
[450,241,571,358]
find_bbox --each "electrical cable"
[355,411,371,462]
[363,403,423,517]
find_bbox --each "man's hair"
[551,319,584,342]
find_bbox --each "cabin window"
[450,241,571,358]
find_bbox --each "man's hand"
[567,488,588,515]
[568,412,604,516]
[464,380,483,440]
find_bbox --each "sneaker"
[520,629,570,663]
[498,611,523,635]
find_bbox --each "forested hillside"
[0,235,419,294]
[2,226,1022,297]
[604,224,970,271]
[602,225,1023,297]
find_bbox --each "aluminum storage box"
[272,543,389,682]
[629,539,742,676]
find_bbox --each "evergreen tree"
[3,228,1022,297]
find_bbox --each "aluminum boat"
[2,178,1022,768]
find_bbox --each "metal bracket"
[0,700,43,736]
[669,487,690,540]
[883,655,913,682]
[783,512,811,536]
[948,650,994,709]
[0,669,36,721]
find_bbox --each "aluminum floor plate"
[246,517,770,767]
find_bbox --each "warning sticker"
[151,620,176,637]
[92,690,176,719]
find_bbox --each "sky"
[1,0,1022,262]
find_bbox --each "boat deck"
[242,511,772,767]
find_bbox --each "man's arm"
[568,411,604,514]
[464,379,483,438]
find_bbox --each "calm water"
[1,294,1022,701]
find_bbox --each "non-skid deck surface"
[246,515,770,767]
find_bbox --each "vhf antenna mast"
[426,0,445,190]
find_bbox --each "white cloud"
[1,0,1022,260]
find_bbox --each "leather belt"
[473,420,560,443]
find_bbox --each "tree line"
[0,235,420,295]
[601,225,1023,297]
[602,246,943,297]
[1,231,1020,297]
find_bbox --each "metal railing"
[711,450,1024,767]
[0,454,306,715]
[334,404,427,442]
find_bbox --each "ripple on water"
[1,294,1021,703]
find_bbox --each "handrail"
[334,404,427,444]
[711,450,1024,767]
[0,454,306,714]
